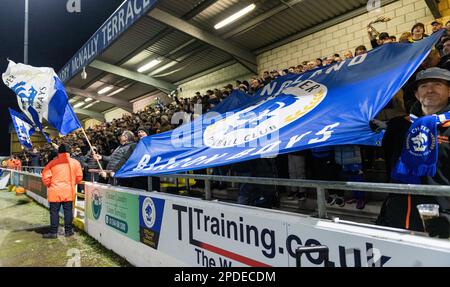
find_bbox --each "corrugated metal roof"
[157,0,204,18]
[98,16,167,64]
[192,0,280,33]
[223,0,369,51]
[67,0,396,115]
[158,47,233,83]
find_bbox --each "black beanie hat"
[137,126,150,136]
[58,144,70,154]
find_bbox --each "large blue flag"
[2,61,81,136]
[9,108,35,149]
[115,31,444,178]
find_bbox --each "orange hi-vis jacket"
[13,159,21,171]
[42,153,83,203]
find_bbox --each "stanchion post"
[316,187,327,219]
[205,168,212,200]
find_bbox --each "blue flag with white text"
[115,31,444,178]
[9,108,35,149]
[2,61,81,136]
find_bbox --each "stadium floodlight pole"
[24,0,29,64]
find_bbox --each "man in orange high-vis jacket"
[41,144,83,239]
[12,155,21,171]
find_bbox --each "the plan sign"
[84,183,450,267]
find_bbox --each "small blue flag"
[9,108,35,149]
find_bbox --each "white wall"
[257,0,434,73]
[178,63,255,98]
[104,108,131,122]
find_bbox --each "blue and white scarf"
[392,112,450,183]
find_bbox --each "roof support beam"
[89,60,177,93]
[148,8,257,74]
[182,0,219,20]
[222,0,304,39]
[74,108,105,122]
[66,86,134,113]
[424,0,441,18]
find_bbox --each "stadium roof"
[60,0,402,121]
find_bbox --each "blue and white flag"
[9,108,35,149]
[115,31,444,178]
[2,61,81,136]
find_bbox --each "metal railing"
[3,168,85,215]
[6,167,450,224]
[155,174,450,219]
[83,168,450,219]
[19,166,44,174]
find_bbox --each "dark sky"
[0,0,124,155]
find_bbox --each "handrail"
[21,166,44,169]
[14,168,450,220]
[159,174,450,197]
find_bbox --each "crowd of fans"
[9,17,450,214]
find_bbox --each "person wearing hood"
[377,67,450,238]
[41,144,83,239]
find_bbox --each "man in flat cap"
[377,67,450,238]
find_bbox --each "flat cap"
[416,67,450,83]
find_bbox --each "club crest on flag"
[204,80,327,148]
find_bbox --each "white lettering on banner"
[226,148,257,160]
[148,156,162,170]
[289,74,305,87]
[349,54,367,66]
[129,123,341,172]
[286,132,311,149]
[135,154,151,170]
[152,157,177,171]
[181,156,208,168]
[308,123,340,144]
[260,82,277,97]
[275,81,292,96]
[195,153,229,165]
[255,55,368,98]
[251,141,282,156]
[326,61,347,74]
[166,157,192,170]
[309,69,322,79]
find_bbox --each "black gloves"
[369,119,387,133]
[425,216,450,239]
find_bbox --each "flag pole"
[80,127,104,172]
